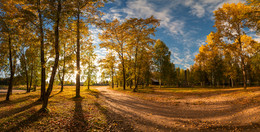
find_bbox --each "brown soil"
[96,87,260,132]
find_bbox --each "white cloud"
[179,0,246,18]
[102,0,185,36]
[170,47,196,69]
[98,0,248,70]
[189,3,205,18]
[250,34,260,42]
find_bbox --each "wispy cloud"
[98,0,247,70]
[170,47,196,69]
[102,0,185,36]
[180,0,246,18]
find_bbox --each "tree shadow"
[0,93,6,97]
[0,95,38,108]
[97,88,260,131]
[0,100,41,119]
[49,91,63,98]
[70,97,88,131]
[5,110,47,132]
[86,89,99,98]
[94,102,135,131]
[101,92,260,119]
[202,122,260,131]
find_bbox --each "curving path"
[96,86,260,131]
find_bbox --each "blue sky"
[92,0,248,69]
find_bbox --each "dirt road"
[96,87,260,131]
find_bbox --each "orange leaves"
[214,2,254,40]
[238,35,259,56]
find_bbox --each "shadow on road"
[96,87,260,131]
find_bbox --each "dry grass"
[0,86,107,131]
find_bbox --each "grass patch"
[157,87,221,93]
[0,86,108,131]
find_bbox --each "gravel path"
[96,87,260,131]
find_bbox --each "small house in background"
[151,78,159,85]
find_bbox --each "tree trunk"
[6,34,13,101]
[29,65,33,92]
[76,2,81,97]
[61,43,66,92]
[231,78,234,88]
[134,47,138,92]
[22,54,29,92]
[111,70,114,88]
[33,77,37,92]
[121,55,126,90]
[41,0,61,110]
[242,62,247,89]
[88,72,90,90]
[238,35,247,89]
[38,0,45,101]
[159,73,161,88]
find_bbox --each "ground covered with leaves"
[106,86,260,131]
[1,86,260,131]
[113,86,260,105]
[0,86,108,132]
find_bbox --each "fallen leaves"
[0,86,107,131]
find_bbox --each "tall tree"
[75,0,81,98]
[83,42,97,90]
[41,0,62,111]
[0,0,22,100]
[194,32,225,87]
[214,3,256,89]
[72,0,105,97]
[153,39,171,88]
[99,52,117,88]
[125,17,159,92]
[37,0,46,101]
[99,19,129,90]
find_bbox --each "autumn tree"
[125,17,159,92]
[166,62,177,86]
[100,17,159,90]
[19,0,48,100]
[57,16,76,92]
[69,0,106,97]
[194,32,225,87]
[223,49,239,87]
[153,39,171,88]
[99,52,117,88]
[37,0,47,101]
[247,0,260,33]
[214,2,257,89]
[82,42,97,90]
[41,0,62,111]
[0,0,24,100]
[99,19,129,90]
